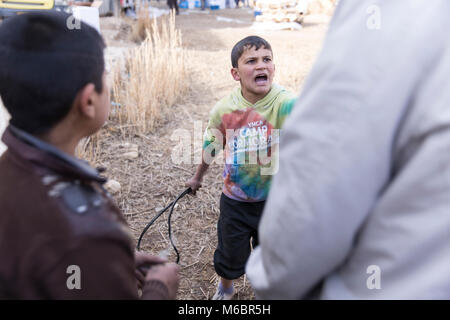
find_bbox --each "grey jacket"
[246,0,450,299]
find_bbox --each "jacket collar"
[1,125,106,184]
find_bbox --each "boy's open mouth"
[255,74,268,85]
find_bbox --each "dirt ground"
[0,3,331,300]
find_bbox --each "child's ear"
[231,68,241,81]
[77,83,96,119]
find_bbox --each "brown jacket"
[0,126,168,299]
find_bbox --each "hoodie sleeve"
[203,101,227,158]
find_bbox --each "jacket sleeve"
[37,237,169,300]
[36,235,169,300]
[203,103,226,158]
[37,236,140,299]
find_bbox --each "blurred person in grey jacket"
[246,0,450,299]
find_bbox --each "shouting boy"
[0,12,179,299]
[186,36,296,300]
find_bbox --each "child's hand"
[185,178,202,195]
[145,263,180,299]
[135,251,168,288]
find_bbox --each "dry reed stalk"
[112,10,186,135]
[76,131,102,165]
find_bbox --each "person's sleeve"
[203,104,225,158]
[277,96,297,127]
[37,234,170,300]
[246,0,432,299]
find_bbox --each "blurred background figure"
[167,0,179,14]
[235,0,249,8]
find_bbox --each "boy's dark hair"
[231,36,272,68]
[0,11,105,135]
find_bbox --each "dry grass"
[75,135,101,165]
[78,9,187,163]
[111,10,187,135]
[130,4,160,43]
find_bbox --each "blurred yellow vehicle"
[0,0,68,18]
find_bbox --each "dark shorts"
[214,193,265,280]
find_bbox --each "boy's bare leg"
[221,277,233,289]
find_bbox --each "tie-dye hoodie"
[204,84,296,202]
